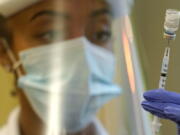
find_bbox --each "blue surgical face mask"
[12,37,121,133]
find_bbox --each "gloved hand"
[141,89,180,134]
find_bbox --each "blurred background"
[0,67,18,126]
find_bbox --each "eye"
[93,31,111,43]
[35,30,64,43]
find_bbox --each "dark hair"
[0,14,12,44]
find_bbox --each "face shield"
[0,0,153,135]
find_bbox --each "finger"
[142,101,164,112]
[164,106,180,123]
[143,89,180,104]
[142,101,167,118]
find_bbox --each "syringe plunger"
[164,9,180,40]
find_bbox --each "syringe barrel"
[164,9,180,33]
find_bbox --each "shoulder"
[93,117,108,135]
[0,107,20,135]
[0,125,7,135]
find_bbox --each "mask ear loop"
[1,39,22,78]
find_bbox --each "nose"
[65,6,89,40]
[67,20,86,39]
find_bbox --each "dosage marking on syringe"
[161,73,167,77]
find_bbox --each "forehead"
[7,0,110,23]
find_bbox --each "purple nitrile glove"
[142,101,180,123]
[143,89,180,104]
[164,106,180,135]
[141,89,180,134]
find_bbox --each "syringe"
[152,9,180,135]
[152,46,170,135]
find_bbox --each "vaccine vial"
[164,9,180,40]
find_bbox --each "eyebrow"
[90,8,112,18]
[30,10,69,22]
